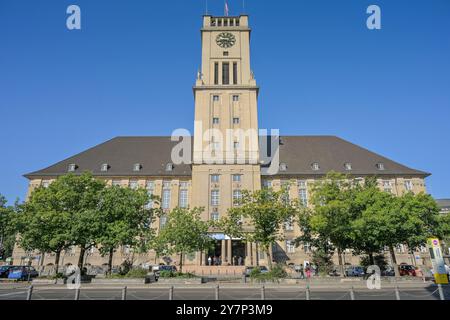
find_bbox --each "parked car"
[153,265,177,279]
[345,266,366,277]
[399,264,416,277]
[0,265,16,278]
[7,266,39,281]
[381,266,396,277]
[243,266,269,277]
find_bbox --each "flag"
[225,1,229,16]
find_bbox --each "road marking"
[0,291,26,297]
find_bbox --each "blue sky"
[0,0,449,203]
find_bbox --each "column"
[253,243,258,266]
[246,242,252,266]
[221,240,226,265]
[227,240,232,265]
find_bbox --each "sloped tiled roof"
[25,136,429,178]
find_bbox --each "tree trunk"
[368,252,375,266]
[410,250,417,267]
[54,250,61,275]
[179,252,183,274]
[108,248,114,276]
[266,247,272,271]
[78,247,86,270]
[389,245,400,278]
[337,248,345,277]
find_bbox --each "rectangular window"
[233,118,240,125]
[160,215,168,229]
[232,175,242,183]
[179,189,189,208]
[222,62,230,85]
[129,180,138,190]
[404,180,413,191]
[213,118,220,125]
[262,180,272,189]
[214,62,219,85]
[299,186,308,207]
[233,190,242,206]
[233,62,238,85]
[284,218,294,231]
[232,95,239,102]
[211,174,220,183]
[234,142,240,150]
[211,212,220,222]
[213,95,220,102]
[146,181,155,209]
[286,241,296,254]
[211,190,220,206]
[383,180,392,193]
[162,189,171,210]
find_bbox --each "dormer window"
[376,163,385,171]
[133,163,142,172]
[101,164,109,172]
[280,163,288,172]
[166,163,175,172]
[68,164,77,172]
[311,163,320,171]
[344,163,352,171]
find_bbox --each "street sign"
[427,238,449,285]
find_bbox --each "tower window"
[213,95,220,102]
[233,95,239,102]
[211,174,220,183]
[222,62,230,85]
[233,62,238,85]
[214,62,219,85]
[211,190,220,206]
[213,118,220,125]
[223,51,229,56]
[233,118,240,125]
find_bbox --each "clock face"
[216,32,236,48]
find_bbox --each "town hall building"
[13,15,431,271]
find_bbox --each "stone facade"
[12,15,432,270]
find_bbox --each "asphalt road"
[0,285,448,301]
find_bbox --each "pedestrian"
[238,256,243,266]
[208,256,212,266]
[299,264,305,279]
[305,264,311,279]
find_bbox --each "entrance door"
[231,241,246,266]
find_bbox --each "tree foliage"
[153,207,212,272]
[220,188,298,269]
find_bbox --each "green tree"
[15,187,72,274]
[96,186,156,275]
[0,194,16,261]
[153,207,212,273]
[220,188,297,270]
[306,172,357,276]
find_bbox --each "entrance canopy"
[209,233,242,241]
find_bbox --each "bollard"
[215,285,220,300]
[261,285,265,300]
[26,285,33,301]
[122,287,127,301]
[305,285,310,301]
[350,287,355,301]
[395,286,401,301]
[74,288,80,300]
[169,286,174,300]
[438,284,445,301]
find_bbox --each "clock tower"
[191,15,261,225]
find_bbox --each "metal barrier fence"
[0,284,446,301]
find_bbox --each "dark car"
[0,265,16,278]
[399,264,416,277]
[243,266,269,277]
[7,266,39,281]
